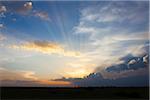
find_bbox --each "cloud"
[80,2,148,24]
[0,67,71,87]
[63,68,91,78]
[57,62,95,78]
[120,54,138,63]
[72,2,149,71]
[10,40,81,57]
[84,44,149,80]
[16,1,32,14]
[81,40,148,73]
[0,34,6,41]
[0,80,71,87]
[80,4,119,23]
[24,2,32,10]
[33,10,50,21]
[0,67,38,81]
[0,80,45,87]
[53,55,149,87]
[90,32,148,49]
[98,32,149,45]
[22,71,38,80]
[143,55,148,63]
[105,52,149,72]
[0,2,149,87]
[92,46,149,78]
[128,59,136,65]
[1,1,50,21]
[0,5,6,18]
[102,67,148,80]
[0,5,7,12]
[74,26,96,34]
[53,69,149,87]
[0,24,4,29]
[0,1,32,16]
[74,2,148,42]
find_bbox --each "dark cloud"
[120,54,137,63]
[52,43,149,87]
[106,64,128,73]
[53,71,149,87]
[104,44,149,73]
[53,77,82,82]
[53,52,149,87]
[106,54,149,73]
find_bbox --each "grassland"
[1,87,149,99]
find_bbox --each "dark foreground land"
[1,87,149,100]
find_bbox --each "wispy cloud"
[0,24,4,29]
[0,34,6,41]
[53,52,149,86]
[10,41,81,57]
[33,10,51,21]
[0,5,6,18]
[72,2,149,71]
[0,67,71,87]
[50,45,149,86]
[0,1,149,85]
[80,2,148,24]
[0,80,71,87]
[22,71,38,80]
[0,67,38,81]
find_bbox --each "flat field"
[1,87,149,99]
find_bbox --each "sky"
[0,1,149,87]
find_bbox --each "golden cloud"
[10,41,81,57]
[40,80,71,86]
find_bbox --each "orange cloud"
[40,80,72,86]
[22,71,38,80]
[0,67,72,87]
[0,67,38,81]
[10,41,81,57]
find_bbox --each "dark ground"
[0,87,149,100]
